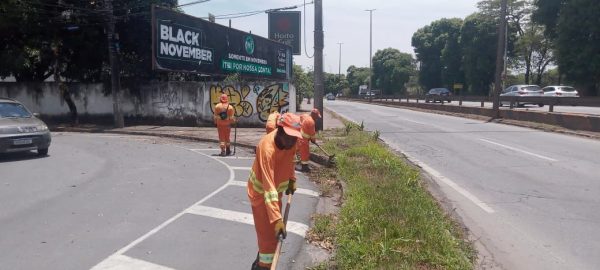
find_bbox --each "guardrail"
[346,95,600,112]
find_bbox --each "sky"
[182,0,481,74]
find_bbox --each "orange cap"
[220,94,228,103]
[277,113,302,138]
[311,108,322,118]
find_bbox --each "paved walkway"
[52,102,345,151]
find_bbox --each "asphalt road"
[0,133,319,270]
[326,100,600,270]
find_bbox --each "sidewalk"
[51,103,345,151]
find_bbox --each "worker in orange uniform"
[296,108,321,172]
[213,94,235,156]
[265,110,280,134]
[248,113,302,270]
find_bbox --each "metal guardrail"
[345,95,600,113]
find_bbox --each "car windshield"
[522,86,541,91]
[560,87,576,92]
[0,102,32,118]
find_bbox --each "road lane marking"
[91,255,175,270]
[400,153,496,214]
[91,149,236,270]
[228,180,320,197]
[231,166,252,170]
[186,205,309,237]
[480,139,558,162]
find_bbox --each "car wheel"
[38,148,49,156]
[538,103,544,107]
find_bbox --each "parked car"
[542,85,579,97]
[500,85,544,107]
[326,93,336,100]
[0,98,51,156]
[425,88,452,103]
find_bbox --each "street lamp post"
[365,9,375,102]
[337,42,343,78]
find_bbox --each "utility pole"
[366,9,375,102]
[104,0,124,128]
[337,42,343,78]
[314,0,324,130]
[492,0,508,119]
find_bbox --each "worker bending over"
[248,113,302,270]
[296,108,321,172]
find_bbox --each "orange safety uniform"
[265,111,280,134]
[297,114,317,165]
[248,116,300,268]
[213,95,235,151]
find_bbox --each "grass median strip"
[309,125,475,269]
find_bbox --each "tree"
[371,48,414,95]
[292,64,313,104]
[323,73,348,96]
[515,24,553,85]
[346,65,370,95]
[412,18,464,91]
[460,13,499,95]
[553,0,600,96]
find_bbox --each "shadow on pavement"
[0,151,48,163]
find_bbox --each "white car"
[542,85,579,97]
[500,85,544,107]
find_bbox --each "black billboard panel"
[268,11,301,55]
[152,6,292,80]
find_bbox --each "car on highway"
[542,85,579,97]
[0,98,51,156]
[425,88,452,103]
[500,84,544,107]
[326,93,336,100]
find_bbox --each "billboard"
[152,6,292,80]
[268,11,301,55]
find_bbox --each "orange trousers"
[250,194,283,268]
[297,138,310,164]
[217,124,231,150]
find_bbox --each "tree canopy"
[371,48,414,95]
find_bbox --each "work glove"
[274,219,286,239]
[285,180,296,195]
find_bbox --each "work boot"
[226,146,231,156]
[250,258,269,270]
[302,163,310,172]
[220,149,226,157]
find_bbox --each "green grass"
[321,127,475,270]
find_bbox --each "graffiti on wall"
[210,83,289,122]
[152,87,185,117]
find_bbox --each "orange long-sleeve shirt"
[214,103,235,126]
[300,114,317,141]
[247,131,297,223]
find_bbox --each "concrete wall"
[0,81,296,126]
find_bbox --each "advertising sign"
[268,11,301,55]
[152,6,292,80]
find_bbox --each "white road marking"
[187,205,309,237]
[228,180,320,197]
[215,156,255,160]
[91,255,175,270]
[231,166,252,170]
[480,138,558,162]
[91,149,235,270]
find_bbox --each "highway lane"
[326,100,600,270]
[368,98,600,115]
[0,133,319,270]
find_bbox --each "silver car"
[500,84,544,107]
[542,85,579,97]
[0,98,51,156]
